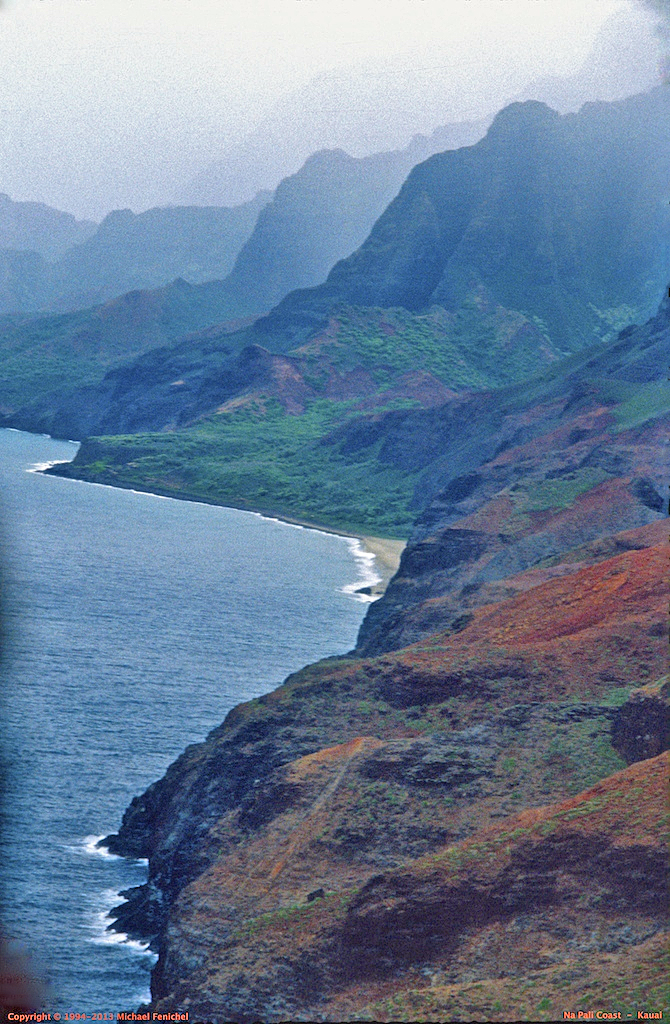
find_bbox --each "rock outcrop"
[102,517,668,1019]
[356,290,670,654]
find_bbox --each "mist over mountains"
[175,7,661,209]
[260,87,670,352]
[0,193,271,316]
[0,125,482,319]
[0,4,663,326]
[183,125,487,323]
[47,194,270,313]
[3,5,670,1016]
[514,5,665,111]
[6,82,670,460]
[0,193,95,260]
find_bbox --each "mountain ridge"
[260,88,670,353]
[3,88,667,437]
[0,195,270,317]
[0,192,96,260]
[31,88,666,1017]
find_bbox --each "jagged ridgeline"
[0,125,482,402]
[99,296,669,1022]
[262,88,669,352]
[0,193,270,317]
[21,88,670,538]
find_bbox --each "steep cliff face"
[102,518,668,1018]
[99,291,669,1021]
[264,88,670,352]
[136,746,669,1022]
[355,290,670,654]
[212,146,443,319]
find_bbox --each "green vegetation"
[0,310,117,409]
[578,685,634,707]
[588,303,641,341]
[315,301,563,392]
[236,899,320,937]
[529,717,626,797]
[611,380,670,431]
[65,398,423,536]
[510,467,610,512]
[46,295,576,535]
[0,277,252,412]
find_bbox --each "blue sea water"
[0,429,376,1011]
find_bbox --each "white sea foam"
[87,890,156,959]
[65,834,149,866]
[246,508,306,530]
[129,489,169,499]
[64,834,122,860]
[341,537,381,603]
[27,458,74,473]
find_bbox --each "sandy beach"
[42,458,407,597]
[359,535,405,595]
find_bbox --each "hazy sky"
[0,0,663,219]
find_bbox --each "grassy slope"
[0,280,254,413]
[138,535,668,1020]
[54,399,423,537]
[55,325,670,539]
[47,299,570,537]
[0,309,110,409]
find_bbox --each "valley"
[96,292,669,1019]
[0,41,667,1019]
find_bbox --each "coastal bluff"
[102,295,669,1020]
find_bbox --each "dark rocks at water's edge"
[96,295,669,1018]
[98,701,341,936]
[105,884,164,950]
[100,699,629,942]
[105,694,669,1019]
[97,551,669,975]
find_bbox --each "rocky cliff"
[103,522,668,1019]
[100,295,669,1017]
[355,291,670,653]
[146,752,667,1022]
[91,189,669,1024]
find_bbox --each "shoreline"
[358,535,405,594]
[43,464,406,595]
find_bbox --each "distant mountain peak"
[489,99,560,128]
[0,193,96,260]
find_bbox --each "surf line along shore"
[356,534,405,597]
[42,457,406,599]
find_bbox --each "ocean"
[0,428,374,1011]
